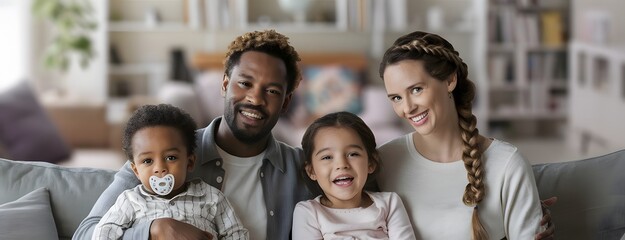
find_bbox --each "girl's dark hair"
[300,111,380,196]
[379,31,487,240]
[122,104,197,162]
[224,29,301,94]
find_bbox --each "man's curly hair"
[122,104,197,162]
[224,29,301,94]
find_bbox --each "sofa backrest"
[532,150,625,239]
[0,158,116,240]
[2,150,624,239]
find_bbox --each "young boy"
[93,104,248,240]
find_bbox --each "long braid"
[384,34,488,239]
[457,80,488,240]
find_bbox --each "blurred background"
[0,0,623,170]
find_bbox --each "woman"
[377,31,551,239]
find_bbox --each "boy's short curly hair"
[122,104,197,162]
[224,29,301,94]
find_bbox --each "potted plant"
[32,0,97,72]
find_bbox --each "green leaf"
[72,36,91,50]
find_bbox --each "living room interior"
[1,0,624,171]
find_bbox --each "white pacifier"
[149,174,175,196]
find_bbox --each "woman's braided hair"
[379,31,487,240]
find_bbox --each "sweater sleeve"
[291,201,323,240]
[92,192,137,240]
[500,151,544,240]
[72,162,149,240]
[385,192,417,240]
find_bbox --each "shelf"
[489,44,516,52]
[550,80,568,90]
[245,22,345,33]
[109,63,167,75]
[109,21,194,32]
[524,45,567,52]
[517,6,568,12]
[571,41,625,59]
[489,84,527,91]
[489,109,567,121]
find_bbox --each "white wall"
[0,0,29,92]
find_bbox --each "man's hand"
[535,197,557,240]
[150,218,213,240]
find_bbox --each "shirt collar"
[137,181,204,199]
[199,116,286,172]
[183,180,208,197]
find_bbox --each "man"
[73,30,316,240]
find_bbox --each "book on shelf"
[527,53,543,81]
[489,7,516,44]
[541,11,564,47]
[529,80,550,114]
[523,13,540,47]
[205,0,221,30]
[187,0,203,29]
[387,0,407,31]
[542,52,556,83]
[196,0,246,30]
[526,52,567,85]
[346,0,371,32]
[488,53,517,88]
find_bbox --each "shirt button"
[216,176,223,183]
[170,202,175,206]
[216,161,221,166]
[260,172,264,178]
[269,210,274,217]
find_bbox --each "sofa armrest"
[0,159,116,239]
[532,150,625,239]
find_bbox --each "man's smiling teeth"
[241,110,263,119]
[411,112,428,122]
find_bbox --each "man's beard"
[223,102,273,144]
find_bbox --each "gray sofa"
[1,150,625,239]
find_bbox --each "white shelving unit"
[108,22,194,32]
[485,0,570,138]
[568,41,625,154]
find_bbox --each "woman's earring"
[448,92,453,99]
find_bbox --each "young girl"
[292,111,416,239]
[93,104,248,240]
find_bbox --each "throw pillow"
[302,65,363,118]
[0,187,58,240]
[0,80,71,163]
[194,70,225,125]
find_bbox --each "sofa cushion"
[0,80,71,163]
[0,187,58,240]
[0,158,116,240]
[532,149,625,239]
